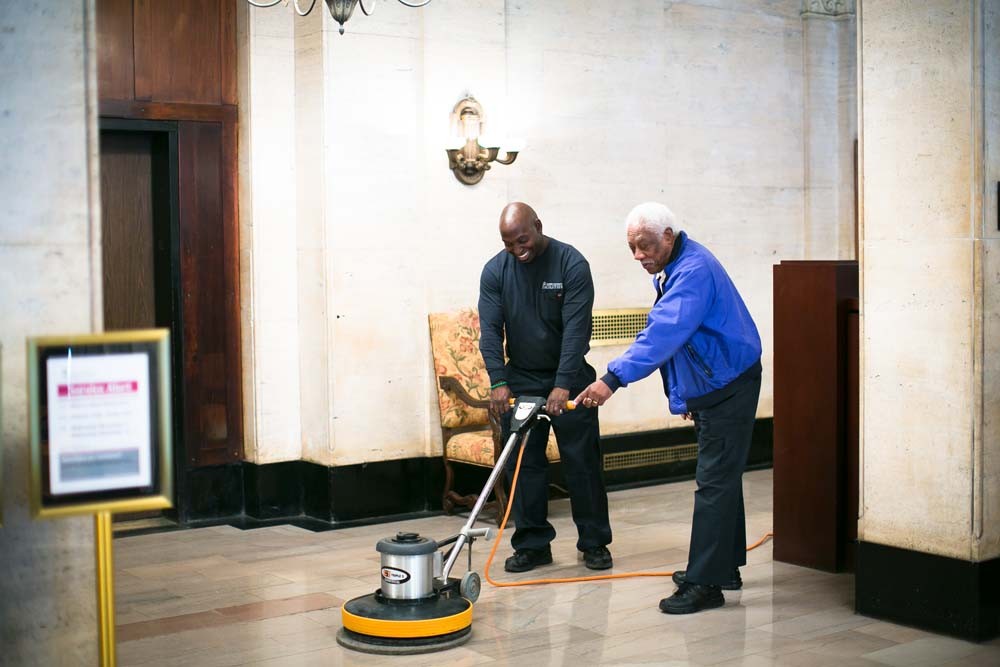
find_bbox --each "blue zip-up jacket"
[603,232,762,414]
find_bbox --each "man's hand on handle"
[546,387,571,416]
[489,385,513,417]
[574,380,613,408]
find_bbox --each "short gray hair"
[625,202,679,235]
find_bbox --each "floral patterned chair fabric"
[445,430,560,467]
[429,309,491,430]
[429,308,559,519]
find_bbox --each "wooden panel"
[772,261,858,572]
[178,121,243,467]
[100,132,156,330]
[97,0,243,475]
[134,0,226,105]
[96,0,135,101]
[101,100,237,123]
[221,117,244,461]
[845,300,860,571]
[220,0,238,106]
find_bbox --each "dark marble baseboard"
[172,419,773,531]
[856,540,1000,641]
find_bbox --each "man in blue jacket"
[575,202,762,614]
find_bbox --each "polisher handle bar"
[507,398,578,410]
[440,397,575,582]
[440,429,528,582]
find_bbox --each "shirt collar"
[652,231,687,291]
[665,230,686,270]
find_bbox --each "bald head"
[499,201,548,263]
[500,202,539,233]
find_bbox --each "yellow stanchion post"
[95,511,116,667]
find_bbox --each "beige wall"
[0,1,102,662]
[973,0,1000,560]
[240,0,857,466]
[980,0,1000,561]
[803,6,857,259]
[858,0,1000,562]
[238,4,303,463]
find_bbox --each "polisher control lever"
[506,396,576,433]
[462,527,494,541]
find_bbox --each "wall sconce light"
[246,0,432,35]
[445,96,519,186]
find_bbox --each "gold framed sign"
[27,330,173,519]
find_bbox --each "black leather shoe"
[659,583,724,614]
[581,546,613,570]
[504,548,553,573]
[671,569,742,590]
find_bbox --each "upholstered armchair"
[428,308,558,520]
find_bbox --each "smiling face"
[499,202,548,263]
[627,223,675,274]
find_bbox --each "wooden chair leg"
[442,458,456,515]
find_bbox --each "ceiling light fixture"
[246,0,433,35]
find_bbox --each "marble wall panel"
[237,0,259,461]
[803,12,857,259]
[980,239,1000,561]
[980,0,1000,561]
[0,2,100,663]
[861,237,976,559]
[506,0,665,60]
[861,0,974,243]
[987,0,1000,248]
[859,0,1000,562]
[244,5,302,463]
[0,6,93,248]
[679,0,802,20]
[295,9,331,464]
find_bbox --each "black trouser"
[684,373,761,586]
[501,384,612,553]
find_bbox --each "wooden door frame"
[99,117,186,520]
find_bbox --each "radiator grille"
[603,444,698,471]
[591,308,650,346]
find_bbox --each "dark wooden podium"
[772,261,859,572]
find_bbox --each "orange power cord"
[483,439,774,588]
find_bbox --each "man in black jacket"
[478,202,613,572]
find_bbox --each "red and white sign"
[46,352,152,495]
[57,381,139,397]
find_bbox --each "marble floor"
[114,470,1000,666]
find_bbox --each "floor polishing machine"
[337,395,563,655]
